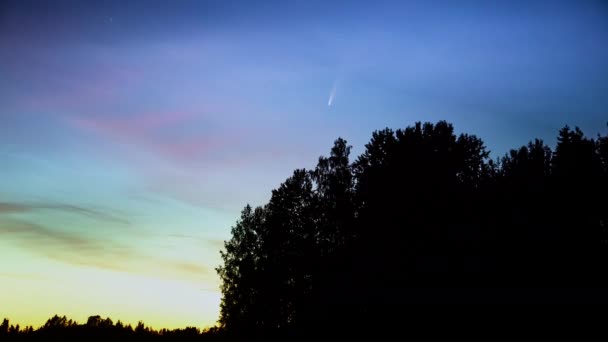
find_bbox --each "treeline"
[0,315,224,340]
[218,121,608,335]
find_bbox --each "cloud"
[71,111,195,137]
[66,112,267,210]
[168,233,225,250]
[0,216,212,281]
[167,233,200,239]
[0,216,141,269]
[68,112,227,163]
[0,202,29,213]
[66,111,304,212]
[168,261,211,276]
[0,202,195,277]
[0,201,130,225]
[0,219,88,247]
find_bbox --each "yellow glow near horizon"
[0,242,222,330]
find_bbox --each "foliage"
[218,120,608,335]
[0,315,225,340]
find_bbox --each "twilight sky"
[1,0,607,329]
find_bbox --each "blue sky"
[1,0,607,328]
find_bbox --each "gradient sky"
[1,0,607,329]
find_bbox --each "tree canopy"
[217,120,608,336]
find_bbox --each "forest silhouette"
[216,120,608,337]
[0,315,223,340]
[3,120,608,339]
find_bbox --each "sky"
[1,0,607,329]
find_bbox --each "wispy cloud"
[0,202,213,280]
[0,202,29,213]
[0,216,212,281]
[0,219,92,249]
[0,201,129,225]
[68,112,227,163]
[71,111,195,137]
[168,233,225,250]
[0,218,126,271]
[167,261,211,276]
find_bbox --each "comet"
[328,82,337,107]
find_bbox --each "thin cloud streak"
[0,217,212,281]
[71,111,196,137]
[0,218,93,250]
[69,112,227,163]
[168,233,225,250]
[0,201,130,225]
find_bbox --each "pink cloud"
[154,137,222,160]
[68,111,228,163]
[71,111,195,137]
[67,111,302,210]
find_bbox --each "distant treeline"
[217,121,608,335]
[0,315,223,340]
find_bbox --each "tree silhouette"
[217,204,266,333]
[1,318,9,336]
[217,120,608,334]
[1,314,221,340]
